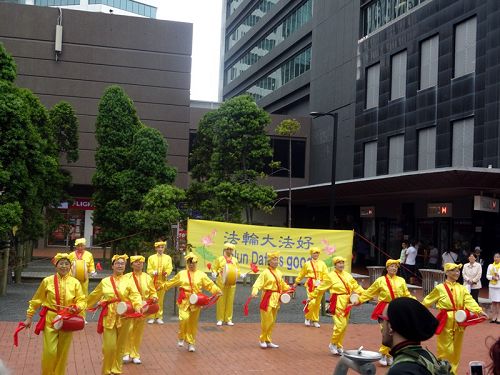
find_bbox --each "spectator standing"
[404,241,418,283]
[462,253,482,303]
[486,252,500,324]
[442,249,459,269]
[427,243,439,269]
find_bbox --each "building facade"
[0,2,191,247]
[222,0,500,263]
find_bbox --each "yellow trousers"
[79,279,89,319]
[102,320,130,375]
[216,283,236,322]
[41,313,73,375]
[259,306,278,343]
[436,321,464,375]
[153,289,166,319]
[331,312,350,348]
[123,317,146,359]
[178,307,201,345]
[378,323,391,356]
[305,288,322,322]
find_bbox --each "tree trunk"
[14,237,22,284]
[0,240,10,296]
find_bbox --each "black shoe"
[490,319,497,323]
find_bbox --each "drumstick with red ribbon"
[13,322,27,347]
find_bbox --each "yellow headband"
[53,253,71,264]
[74,238,86,247]
[130,255,145,263]
[309,247,321,255]
[267,251,280,260]
[111,254,129,264]
[386,259,401,268]
[154,241,166,248]
[444,263,462,272]
[185,252,198,262]
[224,242,235,250]
[333,256,346,264]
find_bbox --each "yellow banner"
[187,219,354,276]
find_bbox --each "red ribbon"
[88,298,120,334]
[250,263,259,273]
[259,290,275,311]
[13,322,26,347]
[207,262,212,270]
[370,301,389,321]
[435,310,450,334]
[243,296,253,316]
[306,278,315,293]
[302,299,309,314]
[177,288,186,304]
[96,262,103,271]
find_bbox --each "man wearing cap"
[380,297,443,374]
[309,256,365,355]
[146,241,173,324]
[68,238,96,297]
[163,252,222,352]
[293,246,328,328]
[87,254,143,375]
[213,242,245,326]
[355,259,415,366]
[251,251,291,349]
[122,255,158,365]
[422,262,488,374]
[23,253,86,375]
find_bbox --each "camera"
[469,361,484,375]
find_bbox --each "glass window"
[388,135,404,174]
[418,127,436,170]
[225,0,312,84]
[227,0,245,17]
[420,35,439,90]
[364,141,378,177]
[264,138,306,178]
[226,0,281,51]
[391,50,407,100]
[452,118,474,167]
[366,63,380,109]
[454,17,476,78]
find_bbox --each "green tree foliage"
[188,95,277,223]
[92,86,183,253]
[49,101,79,163]
[0,42,16,82]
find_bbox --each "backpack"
[392,346,452,375]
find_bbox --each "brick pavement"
[0,319,495,375]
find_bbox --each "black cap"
[387,297,438,342]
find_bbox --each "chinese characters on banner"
[187,219,354,276]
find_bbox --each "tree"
[92,86,183,254]
[275,118,301,227]
[188,95,277,223]
[49,101,79,163]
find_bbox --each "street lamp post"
[310,111,338,229]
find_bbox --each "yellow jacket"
[68,250,95,273]
[295,259,328,285]
[358,274,413,304]
[123,272,157,301]
[146,253,173,283]
[163,270,221,312]
[87,275,142,329]
[213,255,240,284]
[27,274,86,317]
[422,280,482,313]
[252,268,291,309]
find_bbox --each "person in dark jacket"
[380,297,446,374]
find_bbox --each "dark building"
[222,0,500,263]
[0,3,192,247]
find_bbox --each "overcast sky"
[156,0,223,102]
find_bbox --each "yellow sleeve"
[421,286,441,308]
[202,273,221,294]
[213,256,223,274]
[165,255,173,276]
[26,277,49,317]
[252,272,266,296]
[294,262,308,284]
[279,272,291,292]
[163,272,181,292]
[146,255,155,276]
[358,278,382,304]
[87,280,104,308]
[313,272,334,296]
[86,252,95,273]
[319,261,329,280]
[146,274,158,300]
[73,279,87,312]
[349,275,365,295]
[463,287,482,313]
[126,279,143,311]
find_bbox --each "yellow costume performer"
[422,263,486,374]
[122,255,158,364]
[357,259,414,366]
[293,246,328,327]
[163,253,221,352]
[213,242,245,326]
[310,256,364,354]
[24,253,86,375]
[68,238,96,296]
[87,254,142,375]
[146,241,172,324]
[252,251,291,349]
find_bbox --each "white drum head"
[189,294,199,305]
[53,315,63,330]
[116,302,128,315]
[314,279,321,287]
[349,293,359,304]
[455,310,467,323]
[280,293,291,304]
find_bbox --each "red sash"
[259,268,282,311]
[35,274,60,335]
[132,273,143,297]
[435,283,457,335]
[306,260,318,292]
[370,301,389,321]
[177,270,194,305]
[92,276,122,334]
[384,275,396,300]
